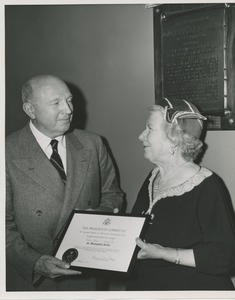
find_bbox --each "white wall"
[202,131,235,201]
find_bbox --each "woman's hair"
[149,105,203,161]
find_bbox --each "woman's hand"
[136,238,164,259]
[135,238,196,267]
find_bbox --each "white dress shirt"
[29,121,67,174]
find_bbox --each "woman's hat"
[157,98,207,138]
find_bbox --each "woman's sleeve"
[193,175,235,275]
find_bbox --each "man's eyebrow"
[49,97,60,103]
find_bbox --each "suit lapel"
[12,125,65,200]
[12,125,91,239]
[54,132,91,237]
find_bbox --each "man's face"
[30,78,73,138]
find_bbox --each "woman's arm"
[136,238,196,267]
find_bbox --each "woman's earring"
[170,146,176,155]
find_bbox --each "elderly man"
[6,75,123,291]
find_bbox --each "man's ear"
[23,102,35,119]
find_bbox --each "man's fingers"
[34,255,82,278]
[53,257,70,269]
[55,268,82,276]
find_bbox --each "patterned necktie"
[50,139,66,184]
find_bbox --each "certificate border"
[53,210,150,273]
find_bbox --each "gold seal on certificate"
[62,248,78,264]
[54,211,148,272]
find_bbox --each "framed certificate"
[54,210,149,273]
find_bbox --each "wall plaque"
[153,4,235,130]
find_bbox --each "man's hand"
[34,255,81,279]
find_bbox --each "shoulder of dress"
[154,167,213,202]
[166,166,213,197]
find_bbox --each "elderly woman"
[127,98,235,290]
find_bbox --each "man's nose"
[62,100,73,114]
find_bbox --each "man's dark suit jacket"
[6,124,123,291]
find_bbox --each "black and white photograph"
[1,1,235,299]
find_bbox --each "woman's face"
[139,110,172,164]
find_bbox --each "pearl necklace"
[153,161,189,191]
[146,161,189,214]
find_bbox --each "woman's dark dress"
[127,167,235,290]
